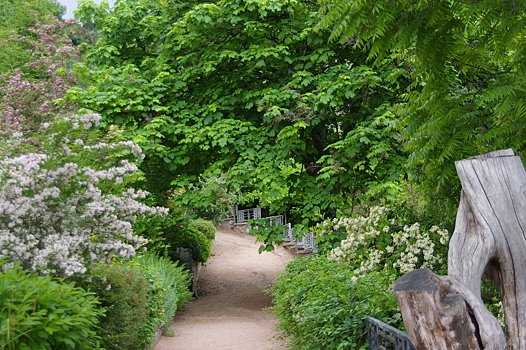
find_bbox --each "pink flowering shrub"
[0,16,80,136]
[0,113,168,277]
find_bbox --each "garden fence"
[236,207,262,222]
[367,316,414,350]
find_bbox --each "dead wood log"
[395,149,526,349]
[394,269,505,350]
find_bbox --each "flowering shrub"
[0,114,167,276]
[0,16,81,136]
[315,206,450,277]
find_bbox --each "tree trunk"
[395,149,526,349]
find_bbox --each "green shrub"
[269,255,402,350]
[134,212,212,263]
[135,253,193,332]
[189,219,216,241]
[0,261,103,350]
[179,174,238,224]
[168,226,212,263]
[87,262,161,350]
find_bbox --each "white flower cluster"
[0,115,167,276]
[391,223,445,274]
[319,206,449,276]
[325,206,387,266]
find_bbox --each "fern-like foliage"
[317,0,526,192]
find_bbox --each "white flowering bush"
[315,206,450,277]
[0,114,167,276]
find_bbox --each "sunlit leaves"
[73,0,409,223]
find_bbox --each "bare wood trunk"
[395,149,526,349]
[395,269,505,350]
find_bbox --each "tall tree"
[317,0,526,192]
[71,0,410,224]
[0,0,66,74]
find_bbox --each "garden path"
[152,227,293,350]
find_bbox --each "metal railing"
[235,207,318,254]
[367,316,414,350]
[282,224,318,254]
[264,215,283,226]
[236,207,262,223]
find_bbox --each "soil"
[152,227,294,350]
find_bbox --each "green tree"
[71,0,410,225]
[0,0,66,74]
[317,0,526,194]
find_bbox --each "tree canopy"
[71,0,410,224]
[317,0,526,190]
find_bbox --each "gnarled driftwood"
[395,149,526,349]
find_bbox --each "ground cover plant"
[270,203,451,349]
[270,255,402,350]
[0,259,103,350]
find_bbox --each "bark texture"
[395,149,526,349]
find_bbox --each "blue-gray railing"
[367,316,415,350]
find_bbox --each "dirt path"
[153,227,294,350]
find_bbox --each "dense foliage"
[317,0,526,196]
[2,0,522,349]
[72,0,409,225]
[0,9,195,350]
[182,175,238,224]
[189,219,216,241]
[134,211,214,263]
[0,17,81,136]
[270,255,402,350]
[270,202,452,348]
[0,260,103,350]
[135,253,193,330]
[0,0,66,75]
[87,262,160,350]
[80,255,192,350]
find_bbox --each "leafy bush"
[169,225,212,263]
[137,212,213,263]
[269,255,402,350]
[189,219,216,241]
[248,218,288,253]
[86,262,160,350]
[0,260,104,350]
[135,253,193,332]
[176,175,238,224]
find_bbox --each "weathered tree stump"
[395,149,526,349]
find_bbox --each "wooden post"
[395,149,526,349]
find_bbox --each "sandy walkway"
[153,227,293,350]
